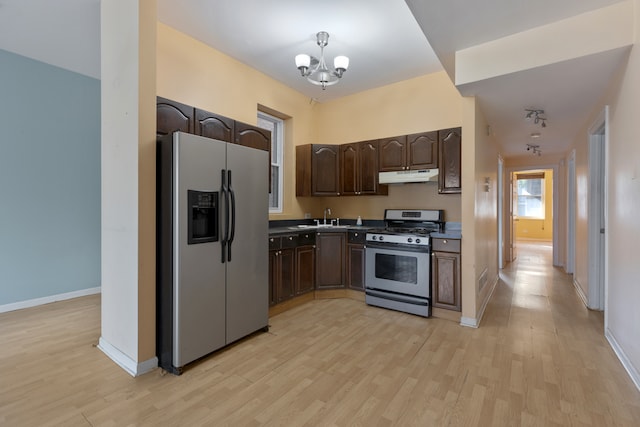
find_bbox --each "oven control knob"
[379,236,384,241]
[407,237,413,243]
[416,238,421,244]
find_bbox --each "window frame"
[257,111,284,213]
[516,172,545,219]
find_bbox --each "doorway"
[505,165,560,265]
[586,107,608,311]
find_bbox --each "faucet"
[323,207,331,225]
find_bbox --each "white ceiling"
[0,0,632,159]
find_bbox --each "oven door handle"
[365,241,430,253]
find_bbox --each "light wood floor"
[1,242,639,426]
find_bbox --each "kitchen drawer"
[268,236,281,250]
[297,232,316,246]
[348,230,366,244]
[432,238,460,253]
[281,234,298,248]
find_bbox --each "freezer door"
[225,143,269,343]
[173,133,226,367]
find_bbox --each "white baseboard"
[98,337,158,377]
[573,278,589,307]
[460,274,500,328]
[605,329,640,392]
[0,287,101,313]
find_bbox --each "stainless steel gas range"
[365,209,444,317]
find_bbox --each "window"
[516,172,545,219]
[257,111,284,213]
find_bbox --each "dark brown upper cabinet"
[234,122,271,152]
[378,136,408,172]
[156,97,194,138]
[296,144,341,197]
[379,132,438,172]
[340,140,387,196]
[407,131,438,169]
[438,127,462,194]
[195,108,234,142]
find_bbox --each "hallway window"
[516,172,545,219]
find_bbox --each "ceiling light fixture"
[525,109,547,128]
[526,143,542,156]
[295,31,349,90]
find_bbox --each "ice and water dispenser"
[187,190,218,244]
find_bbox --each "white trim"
[605,329,640,392]
[586,106,608,311]
[98,337,158,377]
[460,275,500,328]
[0,287,101,313]
[566,150,576,274]
[460,317,479,328]
[573,278,589,307]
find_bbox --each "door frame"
[505,164,560,265]
[587,106,609,312]
[498,156,504,268]
[566,150,576,274]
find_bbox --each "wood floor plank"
[1,242,640,426]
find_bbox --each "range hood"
[379,169,439,184]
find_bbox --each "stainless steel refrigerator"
[157,131,269,375]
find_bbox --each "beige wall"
[156,23,316,219]
[570,0,640,381]
[157,29,464,221]
[308,72,463,221]
[461,97,500,325]
[514,169,553,241]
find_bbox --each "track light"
[525,109,547,128]
[526,143,542,156]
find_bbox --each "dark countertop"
[269,219,461,239]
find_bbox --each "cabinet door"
[347,244,365,290]
[431,251,461,311]
[438,127,462,194]
[156,97,194,138]
[278,248,296,303]
[268,249,279,306]
[312,145,341,196]
[359,140,382,195]
[234,122,271,151]
[195,108,234,142]
[378,136,407,171]
[315,232,345,288]
[407,131,438,169]
[340,143,359,195]
[295,245,315,295]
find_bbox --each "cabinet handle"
[354,233,358,237]
[432,252,435,257]
[270,238,274,243]
[289,236,293,240]
[443,239,448,244]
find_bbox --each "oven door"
[365,242,430,298]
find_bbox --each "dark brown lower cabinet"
[347,230,366,291]
[315,232,345,289]
[431,238,461,311]
[268,235,296,306]
[295,245,315,295]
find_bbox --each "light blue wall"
[0,49,100,305]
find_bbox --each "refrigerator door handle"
[227,170,236,262]
[221,169,230,263]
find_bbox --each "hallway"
[1,242,639,425]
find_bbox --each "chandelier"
[295,31,349,90]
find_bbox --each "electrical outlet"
[304,213,311,219]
